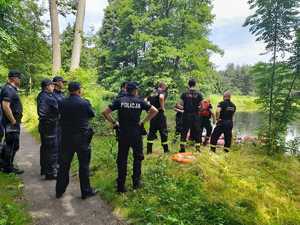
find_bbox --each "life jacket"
[199,100,211,117]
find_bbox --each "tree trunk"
[70,0,86,71]
[49,0,61,74]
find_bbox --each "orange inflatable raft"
[171,152,196,164]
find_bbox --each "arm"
[159,94,165,111]
[174,106,184,113]
[2,101,16,125]
[215,107,221,121]
[140,106,158,125]
[102,108,118,126]
[211,111,216,124]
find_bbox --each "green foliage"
[61,24,100,71]
[215,64,255,95]
[251,63,300,152]
[0,0,51,91]
[0,174,31,225]
[98,0,221,93]
[244,0,300,152]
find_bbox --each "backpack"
[199,100,211,117]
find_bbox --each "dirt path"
[17,129,125,225]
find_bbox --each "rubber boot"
[203,137,209,146]
[147,143,153,154]
[163,144,169,153]
[132,177,143,190]
[180,144,185,153]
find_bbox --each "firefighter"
[146,82,169,154]
[177,79,203,152]
[199,99,216,146]
[102,82,158,193]
[210,91,236,152]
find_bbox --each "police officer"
[52,76,67,162]
[102,82,158,193]
[56,82,96,199]
[146,82,169,154]
[177,79,203,152]
[37,79,59,179]
[0,70,23,174]
[210,91,236,153]
[52,76,67,103]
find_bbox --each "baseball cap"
[41,79,54,89]
[8,70,22,79]
[68,81,81,92]
[53,76,67,83]
[126,82,139,91]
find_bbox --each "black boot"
[133,179,143,190]
[147,143,153,154]
[180,144,185,153]
[163,144,169,153]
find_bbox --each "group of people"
[0,69,236,197]
[102,78,236,193]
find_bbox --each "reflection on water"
[234,112,300,141]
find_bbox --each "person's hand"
[113,121,119,128]
[11,119,17,126]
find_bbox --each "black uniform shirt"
[59,95,95,133]
[147,90,167,111]
[117,90,127,99]
[0,83,23,124]
[181,89,203,113]
[218,100,236,121]
[53,89,65,104]
[37,91,59,122]
[109,94,151,131]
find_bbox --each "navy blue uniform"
[210,100,236,152]
[180,89,203,152]
[56,95,95,197]
[147,90,168,153]
[37,91,59,177]
[109,94,151,190]
[53,89,65,159]
[0,83,23,172]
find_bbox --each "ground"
[17,129,125,225]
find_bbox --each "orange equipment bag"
[199,100,210,117]
[171,152,196,164]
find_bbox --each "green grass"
[22,91,300,225]
[0,173,31,225]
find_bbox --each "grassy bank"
[0,174,31,225]
[22,90,300,225]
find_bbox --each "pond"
[234,112,300,150]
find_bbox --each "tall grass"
[22,83,300,225]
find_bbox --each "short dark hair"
[8,70,22,79]
[188,79,196,87]
[121,81,128,89]
[68,81,81,92]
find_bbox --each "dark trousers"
[39,121,58,176]
[2,124,20,171]
[56,131,92,196]
[147,112,168,153]
[117,131,144,188]
[180,113,201,152]
[200,117,213,143]
[210,120,233,151]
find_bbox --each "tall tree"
[98,0,220,93]
[244,0,300,151]
[49,0,61,74]
[70,0,86,71]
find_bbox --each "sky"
[42,0,269,70]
